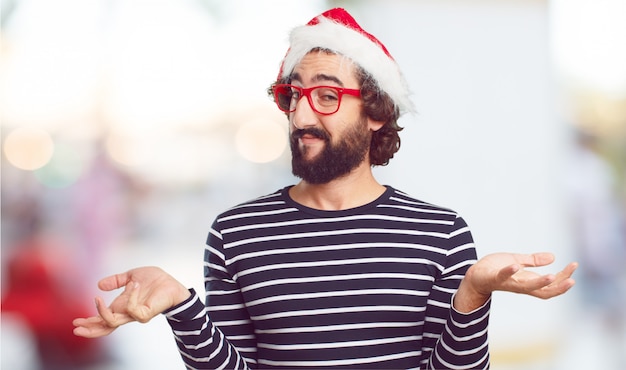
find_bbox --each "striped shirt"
[166,186,490,369]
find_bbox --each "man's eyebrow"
[288,72,344,86]
[312,74,344,86]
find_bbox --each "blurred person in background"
[567,129,626,366]
[1,214,111,370]
[73,8,577,369]
[2,139,140,369]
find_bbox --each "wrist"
[174,284,192,306]
[454,267,491,313]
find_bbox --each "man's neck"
[289,164,385,211]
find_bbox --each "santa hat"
[278,8,414,114]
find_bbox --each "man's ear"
[368,118,385,132]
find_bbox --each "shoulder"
[382,186,460,219]
[381,187,474,238]
[214,187,296,224]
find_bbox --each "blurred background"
[1,0,624,369]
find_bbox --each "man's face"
[288,52,373,184]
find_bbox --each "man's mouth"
[292,128,328,141]
[301,133,319,140]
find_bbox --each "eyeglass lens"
[274,85,343,115]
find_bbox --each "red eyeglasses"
[272,84,361,115]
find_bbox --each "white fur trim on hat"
[279,15,415,114]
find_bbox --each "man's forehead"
[289,52,357,85]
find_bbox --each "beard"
[290,117,371,184]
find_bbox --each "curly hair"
[355,65,403,166]
[268,50,404,166]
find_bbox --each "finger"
[533,275,576,299]
[551,262,578,290]
[499,264,558,294]
[98,272,132,291]
[95,296,133,328]
[530,263,578,299]
[73,316,102,326]
[126,282,154,323]
[558,262,579,279]
[74,326,97,338]
[541,262,578,292]
[95,297,116,325]
[495,263,521,283]
[524,274,558,293]
[73,321,116,338]
[518,252,555,268]
[126,281,145,322]
[73,316,116,338]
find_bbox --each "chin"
[297,147,323,162]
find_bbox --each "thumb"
[529,252,556,268]
[98,272,131,291]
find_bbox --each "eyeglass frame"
[271,83,362,115]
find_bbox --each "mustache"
[291,127,330,141]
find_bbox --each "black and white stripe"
[166,186,490,369]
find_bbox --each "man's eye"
[317,88,339,101]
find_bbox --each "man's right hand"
[72,266,191,338]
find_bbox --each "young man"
[73,8,577,369]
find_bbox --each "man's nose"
[291,95,318,129]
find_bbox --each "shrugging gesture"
[73,267,190,338]
[455,252,577,313]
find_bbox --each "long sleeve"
[422,215,491,369]
[165,290,250,369]
[164,223,255,369]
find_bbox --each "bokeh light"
[104,132,153,167]
[33,142,87,188]
[235,118,287,163]
[3,127,55,170]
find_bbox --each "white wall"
[358,0,576,366]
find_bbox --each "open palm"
[467,252,578,299]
